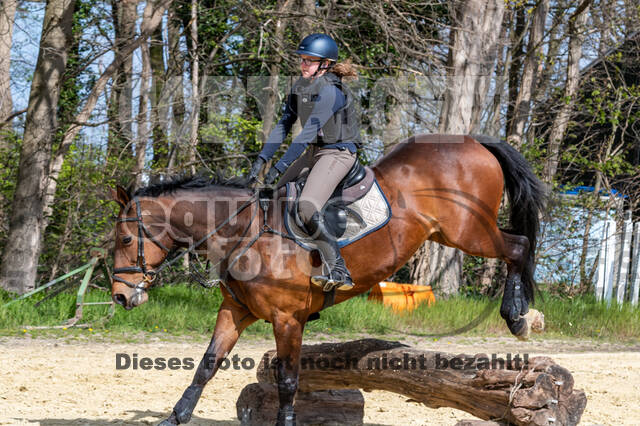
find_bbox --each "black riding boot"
[305,211,354,291]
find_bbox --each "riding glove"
[247,157,265,184]
[256,166,279,202]
[264,166,281,186]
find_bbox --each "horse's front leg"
[159,300,256,425]
[272,314,305,426]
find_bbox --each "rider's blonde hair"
[331,59,358,80]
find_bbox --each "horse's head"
[109,186,173,309]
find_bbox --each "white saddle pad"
[284,180,392,250]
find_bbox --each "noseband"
[112,197,172,293]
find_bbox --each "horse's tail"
[472,134,546,304]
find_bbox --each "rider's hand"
[263,166,280,186]
[247,157,265,184]
[258,166,281,202]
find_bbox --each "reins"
[224,194,296,273]
[112,188,296,303]
[112,192,258,294]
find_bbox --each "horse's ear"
[110,185,130,208]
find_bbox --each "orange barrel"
[367,281,435,312]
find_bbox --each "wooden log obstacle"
[237,385,364,425]
[237,339,586,425]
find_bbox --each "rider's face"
[300,54,327,79]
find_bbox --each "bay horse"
[109,134,545,426]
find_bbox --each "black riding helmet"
[295,33,338,61]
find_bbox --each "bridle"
[112,197,171,293]
[112,194,259,296]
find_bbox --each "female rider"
[247,33,360,291]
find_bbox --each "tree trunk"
[594,0,614,57]
[298,0,317,35]
[41,1,84,237]
[533,9,563,117]
[1,0,172,295]
[0,0,17,232]
[262,0,294,142]
[506,5,525,134]
[486,12,510,136]
[134,37,152,188]
[167,2,185,173]
[45,0,171,201]
[379,76,409,153]
[0,0,17,139]
[0,0,76,294]
[438,0,505,133]
[507,0,549,149]
[409,243,463,296]
[187,0,199,173]
[578,172,602,292]
[52,0,172,179]
[542,0,592,183]
[410,0,505,297]
[256,0,294,179]
[479,258,499,295]
[150,23,168,168]
[257,339,587,426]
[107,0,137,163]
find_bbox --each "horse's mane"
[133,173,249,198]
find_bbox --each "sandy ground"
[0,335,638,425]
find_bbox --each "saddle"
[281,160,392,250]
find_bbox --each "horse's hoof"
[175,411,192,424]
[157,418,178,426]
[508,317,527,338]
[276,409,296,426]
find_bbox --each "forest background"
[0,0,638,303]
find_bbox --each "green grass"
[535,293,640,339]
[1,284,639,342]
[0,283,270,337]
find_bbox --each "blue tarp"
[560,185,627,198]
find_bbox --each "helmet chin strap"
[309,60,334,79]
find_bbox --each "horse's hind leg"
[431,215,533,338]
[498,231,531,337]
[271,314,304,426]
[160,300,256,425]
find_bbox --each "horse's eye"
[122,236,133,245]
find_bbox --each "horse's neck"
[165,188,254,250]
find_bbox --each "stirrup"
[311,270,354,292]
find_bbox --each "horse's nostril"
[113,293,127,306]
